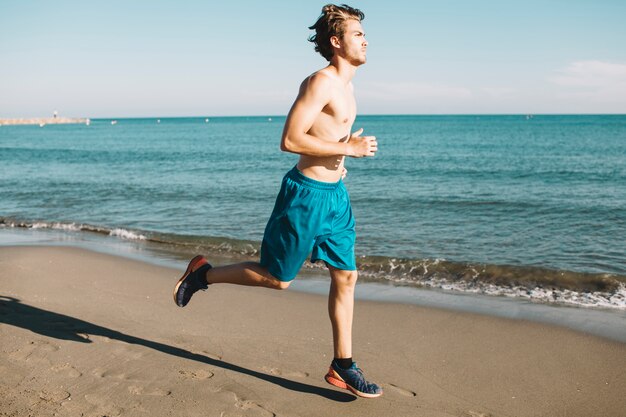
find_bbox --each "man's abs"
[297,154,346,183]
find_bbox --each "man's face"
[339,19,368,66]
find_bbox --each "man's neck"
[329,59,357,84]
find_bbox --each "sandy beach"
[1,246,625,417]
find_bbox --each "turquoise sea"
[1,115,625,309]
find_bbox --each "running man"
[174,4,381,398]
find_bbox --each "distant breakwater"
[0,117,89,126]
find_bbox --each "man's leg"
[325,265,383,398]
[174,259,290,307]
[205,262,290,290]
[328,266,357,359]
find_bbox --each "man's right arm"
[280,74,376,158]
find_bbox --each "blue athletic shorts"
[260,166,357,282]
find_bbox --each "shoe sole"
[173,255,207,307]
[324,367,383,398]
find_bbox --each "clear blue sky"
[1,1,625,117]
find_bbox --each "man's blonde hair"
[308,4,365,62]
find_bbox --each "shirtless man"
[173,4,381,398]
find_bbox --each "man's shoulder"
[297,68,336,99]
[303,68,336,88]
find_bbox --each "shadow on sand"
[0,295,355,402]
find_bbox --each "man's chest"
[323,90,356,125]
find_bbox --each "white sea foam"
[2,220,148,242]
[109,228,147,241]
[353,255,626,310]
[412,276,626,311]
[13,221,83,232]
[50,222,83,232]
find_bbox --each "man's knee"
[256,266,292,290]
[274,279,291,290]
[331,268,358,287]
[266,274,291,290]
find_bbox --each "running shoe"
[173,255,212,307]
[325,360,383,398]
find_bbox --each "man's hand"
[347,128,377,157]
[341,167,347,179]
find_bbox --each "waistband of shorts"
[286,165,342,191]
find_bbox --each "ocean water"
[1,115,625,309]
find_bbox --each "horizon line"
[10,113,626,118]
[2,113,626,122]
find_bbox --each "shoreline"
[1,245,625,416]
[1,227,626,345]
[1,223,625,310]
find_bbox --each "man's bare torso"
[296,68,356,183]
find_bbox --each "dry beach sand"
[1,246,625,417]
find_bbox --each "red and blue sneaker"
[325,360,383,398]
[173,255,212,307]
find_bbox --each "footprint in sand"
[92,368,129,380]
[216,390,276,417]
[178,369,214,380]
[236,399,277,417]
[233,393,276,417]
[51,363,82,378]
[51,362,81,376]
[84,393,124,417]
[265,367,309,378]
[386,383,417,397]
[38,389,71,403]
[9,340,58,362]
